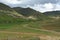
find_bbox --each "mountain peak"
[0,3,10,7]
[0,3,12,11]
[13,7,41,17]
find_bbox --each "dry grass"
[0,31,60,40]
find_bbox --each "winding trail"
[0,31,37,35]
[0,24,60,40]
[23,24,60,35]
[0,31,60,40]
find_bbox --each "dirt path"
[0,31,42,36]
[23,24,60,35]
[0,31,60,40]
[0,24,59,35]
[26,27,60,34]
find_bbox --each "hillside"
[43,11,60,16]
[13,7,49,20]
[0,3,46,20]
[0,3,60,31]
[0,3,13,11]
[13,7,42,17]
[0,3,24,18]
[0,3,60,40]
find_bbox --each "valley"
[0,3,60,40]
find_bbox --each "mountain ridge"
[0,3,60,20]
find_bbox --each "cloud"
[0,0,60,12]
[27,3,54,12]
[55,4,60,10]
[27,3,60,12]
[0,0,58,5]
[0,0,31,4]
[5,0,22,4]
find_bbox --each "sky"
[0,0,60,12]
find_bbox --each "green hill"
[0,3,60,40]
[13,7,49,20]
[0,3,13,11]
[0,3,28,24]
[13,7,42,16]
[0,3,60,31]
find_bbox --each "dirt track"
[0,31,60,40]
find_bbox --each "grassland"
[0,11,60,40]
[0,23,60,40]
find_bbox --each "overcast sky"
[0,0,60,12]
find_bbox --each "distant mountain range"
[13,7,41,17]
[43,11,60,16]
[0,3,60,20]
[0,3,60,32]
[0,3,43,20]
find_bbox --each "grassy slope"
[0,3,60,40]
[0,10,60,40]
[0,11,60,33]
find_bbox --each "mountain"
[0,3,60,40]
[0,3,13,11]
[13,7,46,20]
[13,7,42,17]
[0,3,24,18]
[0,3,57,20]
[0,3,26,23]
[43,11,60,16]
